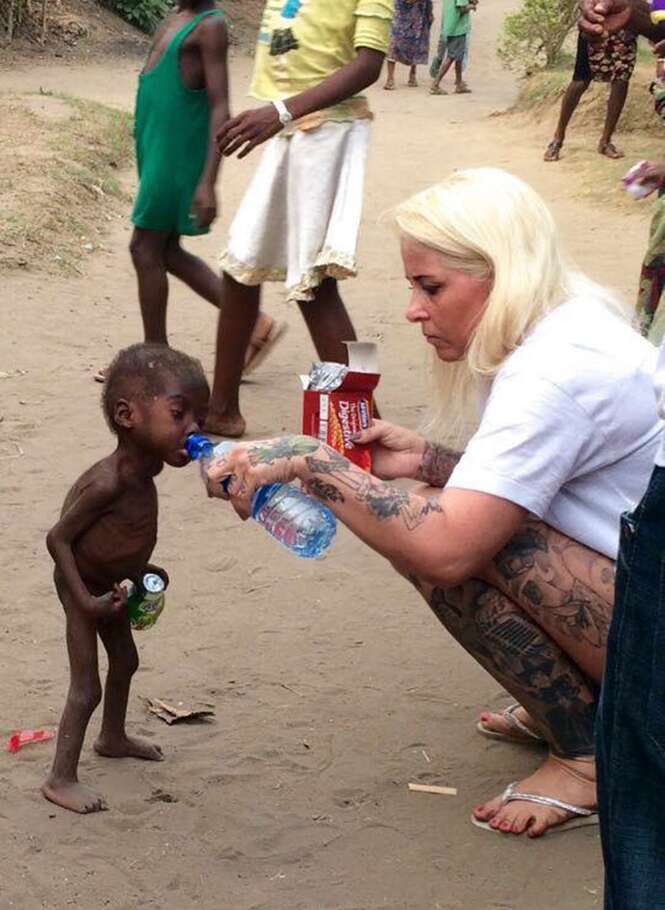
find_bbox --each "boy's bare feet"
[42,778,108,814]
[455,81,472,94]
[430,84,447,95]
[383,77,395,90]
[472,754,596,837]
[94,734,163,761]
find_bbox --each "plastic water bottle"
[186,434,337,559]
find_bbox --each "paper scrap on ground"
[145,697,215,725]
[408,783,458,796]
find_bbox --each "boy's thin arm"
[192,16,230,228]
[46,479,118,611]
[218,47,385,159]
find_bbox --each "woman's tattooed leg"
[414,576,597,757]
[482,519,613,684]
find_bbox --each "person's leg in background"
[598,78,629,158]
[589,29,636,159]
[544,32,592,162]
[205,274,261,438]
[297,278,357,364]
[129,228,172,344]
[384,59,397,90]
[597,467,665,909]
[164,235,223,309]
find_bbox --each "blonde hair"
[394,168,624,446]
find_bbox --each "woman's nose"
[406,293,427,323]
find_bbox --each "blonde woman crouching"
[206,169,662,837]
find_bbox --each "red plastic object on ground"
[6,730,55,753]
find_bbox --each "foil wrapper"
[307,361,349,392]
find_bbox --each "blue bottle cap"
[186,433,214,460]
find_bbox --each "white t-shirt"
[447,297,662,559]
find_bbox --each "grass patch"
[0,93,134,275]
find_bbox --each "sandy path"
[0,4,651,909]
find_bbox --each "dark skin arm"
[46,480,127,619]
[579,0,664,41]
[218,47,385,159]
[192,16,230,229]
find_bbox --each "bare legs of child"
[129,228,277,352]
[42,583,162,814]
[384,61,418,90]
[544,78,628,162]
[430,57,470,95]
[205,274,358,438]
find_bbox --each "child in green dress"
[129,1,229,347]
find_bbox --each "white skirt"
[220,119,371,303]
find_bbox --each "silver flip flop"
[471,782,599,835]
[477,703,546,746]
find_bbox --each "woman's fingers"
[351,420,392,444]
[206,458,233,499]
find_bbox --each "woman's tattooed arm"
[415,441,462,487]
[303,447,443,532]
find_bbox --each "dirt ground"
[0,2,656,908]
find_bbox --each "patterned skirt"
[388,0,433,66]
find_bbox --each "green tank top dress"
[131,10,223,236]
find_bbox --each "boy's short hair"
[102,343,209,433]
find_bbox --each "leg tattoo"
[427,580,597,757]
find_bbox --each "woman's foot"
[478,704,544,744]
[430,84,447,95]
[408,76,418,87]
[383,77,395,91]
[94,734,163,761]
[544,139,562,162]
[455,81,472,94]
[598,141,624,159]
[42,778,108,814]
[472,754,596,837]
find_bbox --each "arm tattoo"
[249,435,319,466]
[304,449,443,531]
[415,441,462,487]
[305,478,345,504]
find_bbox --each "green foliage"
[498,0,579,74]
[106,0,173,34]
